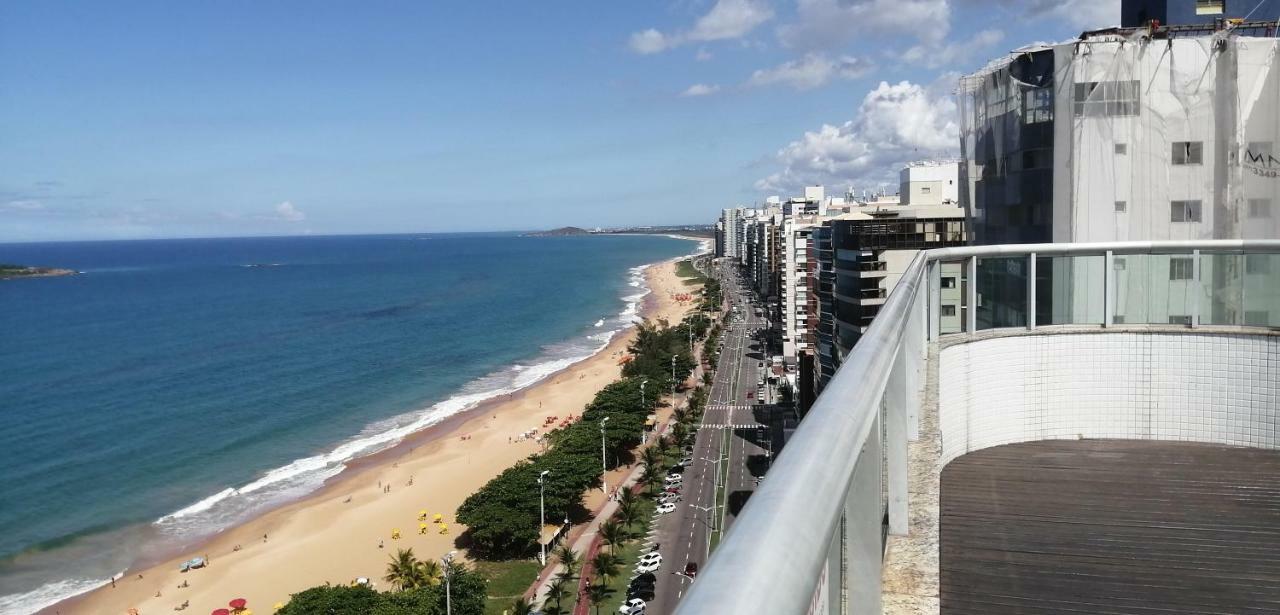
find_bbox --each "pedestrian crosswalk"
[705,404,752,412]
[702,423,766,430]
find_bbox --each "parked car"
[664,474,683,485]
[618,597,647,614]
[637,552,663,574]
[656,502,677,514]
[665,486,681,494]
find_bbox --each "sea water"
[0,232,702,613]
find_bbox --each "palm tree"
[586,581,613,615]
[383,548,422,591]
[599,520,626,555]
[639,463,661,497]
[590,551,620,586]
[553,543,580,579]
[417,558,442,587]
[616,502,641,535]
[640,446,661,472]
[544,577,569,614]
[510,597,534,615]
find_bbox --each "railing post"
[906,292,922,441]
[845,413,884,614]
[1104,251,1114,328]
[887,348,909,536]
[1027,252,1037,329]
[928,260,940,340]
[1192,249,1201,328]
[966,256,978,333]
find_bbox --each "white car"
[659,493,681,505]
[656,502,677,514]
[636,552,663,573]
[664,475,683,485]
[618,598,647,614]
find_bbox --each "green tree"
[599,519,626,555]
[590,551,620,586]
[510,596,534,615]
[545,576,569,614]
[553,543,580,578]
[586,582,613,615]
[385,548,423,591]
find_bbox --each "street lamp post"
[538,470,550,566]
[599,417,610,494]
[442,550,456,615]
[640,380,647,409]
[640,380,649,444]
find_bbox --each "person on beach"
[110,577,115,588]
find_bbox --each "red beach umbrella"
[212,610,231,615]
[229,598,248,609]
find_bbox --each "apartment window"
[1115,200,1127,213]
[1169,257,1195,280]
[1196,0,1226,15]
[941,277,956,289]
[941,305,957,317]
[1073,81,1140,117]
[1171,200,1202,222]
[1249,198,1272,218]
[921,186,932,194]
[1246,254,1271,274]
[1022,148,1052,170]
[1169,315,1193,325]
[1172,141,1203,165]
[1023,87,1053,124]
[1115,143,1128,155]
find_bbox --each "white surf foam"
[0,574,117,615]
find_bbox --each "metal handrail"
[675,239,1280,615]
[676,248,926,614]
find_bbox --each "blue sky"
[0,1,1118,241]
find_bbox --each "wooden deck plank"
[941,440,1280,615]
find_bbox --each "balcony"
[676,240,1280,615]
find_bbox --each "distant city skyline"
[0,1,1118,241]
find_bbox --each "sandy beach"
[46,254,703,615]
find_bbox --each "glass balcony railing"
[676,240,1280,615]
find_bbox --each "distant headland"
[524,224,714,238]
[0,264,77,280]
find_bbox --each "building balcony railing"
[676,240,1280,615]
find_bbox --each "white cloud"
[898,28,1004,69]
[696,48,713,61]
[746,53,873,90]
[778,0,951,48]
[755,80,958,193]
[629,29,671,54]
[273,201,306,222]
[3,199,45,211]
[681,83,722,97]
[629,0,773,54]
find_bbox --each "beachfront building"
[899,160,960,206]
[958,19,1280,328]
[1122,0,1280,27]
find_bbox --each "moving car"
[684,562,699,578]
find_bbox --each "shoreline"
[38,245,706,615]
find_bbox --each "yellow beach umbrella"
[433,513,443,522]
[391,528,401,539]
[418,509,427,520]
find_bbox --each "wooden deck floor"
[940,440,1280,615]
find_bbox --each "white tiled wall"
[938,332,1280,466]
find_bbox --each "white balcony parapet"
[675,240,1280,615]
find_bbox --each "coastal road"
[644,261,776,615]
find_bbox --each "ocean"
[0,232,701,614]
